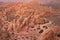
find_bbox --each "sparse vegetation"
[0,1,60,40]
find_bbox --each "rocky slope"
[0,1,60,40]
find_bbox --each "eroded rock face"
[39,26,60,40]
[0,2,60,40]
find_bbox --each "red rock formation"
[0,1,60,40]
